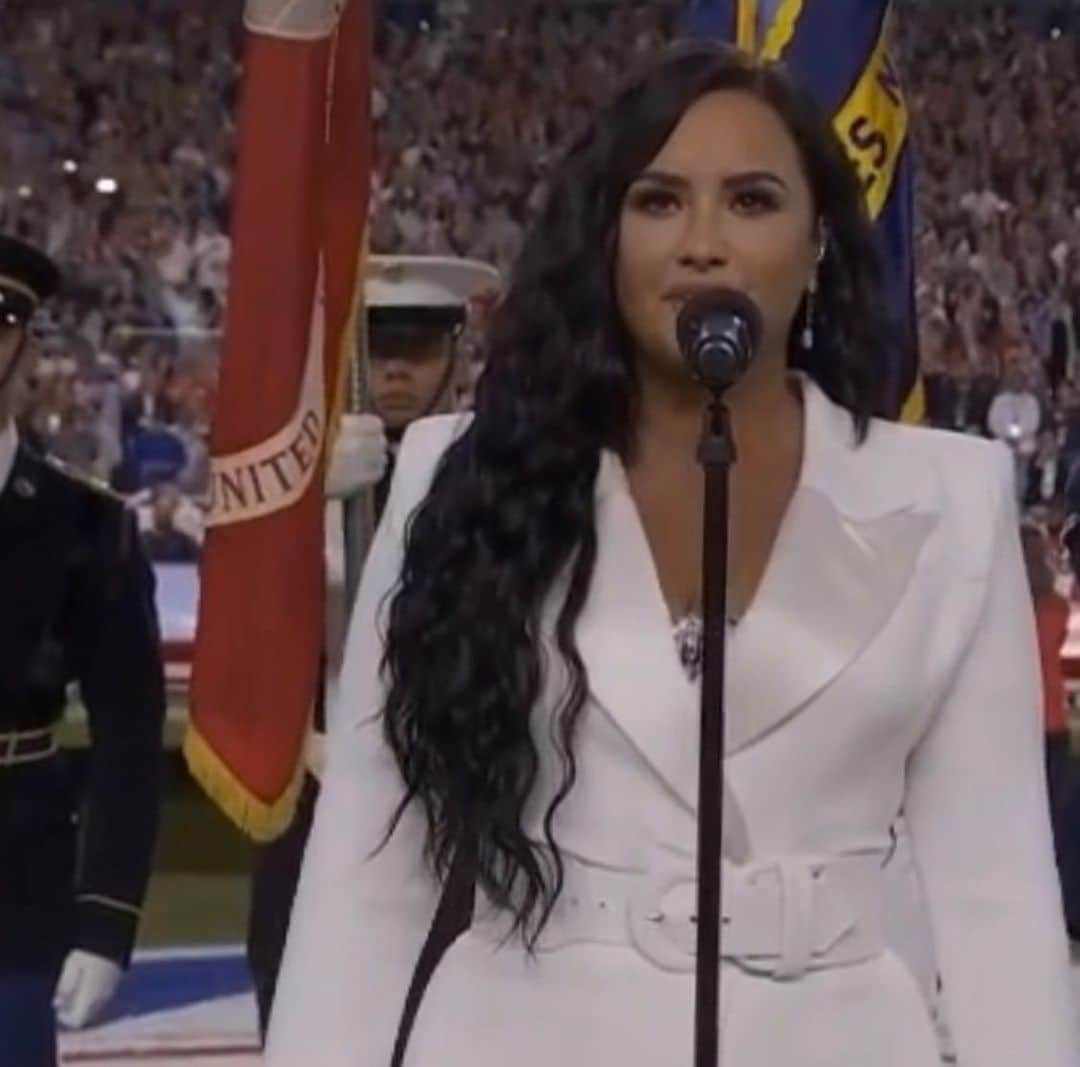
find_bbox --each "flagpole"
[342,312,375,619]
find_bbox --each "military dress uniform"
[0,236,165,1065]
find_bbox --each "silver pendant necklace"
[673,610,738,682]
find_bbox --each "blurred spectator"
[5,0,1080,532]
[120,346,177,435]
[169,395,210,495]
[1025,428,1070,511]
[151,209,194,288]
[988,364,1042,498]
[139,481,201,562]
[1058,380,1080,470]
[1020,522,1073,880]
[114,347,190,489]
[920,312,968,430]
[117,422,187,490]
[191,213,230,296]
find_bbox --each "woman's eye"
[732,188,779,214]
[630,188,680,215]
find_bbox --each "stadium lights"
[17,185,32,199]
[62,159,79,174]
[95,177,119,195]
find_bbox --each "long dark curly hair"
[379,41,898,947]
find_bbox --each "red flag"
[185,0,371,839]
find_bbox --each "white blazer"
[266,377,1076,1066]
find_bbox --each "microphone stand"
[694,394,736,1067]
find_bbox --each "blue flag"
[685,0,920,421]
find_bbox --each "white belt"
[512,849,889,980]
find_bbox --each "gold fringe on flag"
[183,723,306,841]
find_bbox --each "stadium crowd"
[2,0,1080,554]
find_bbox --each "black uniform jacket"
[0,445,165,971]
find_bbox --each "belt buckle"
[726,857,824,981]
[721,859,781,977]
[627,862,698,973]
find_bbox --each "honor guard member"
[0,235,165,1065]
[365,254,500,514]
[247,254,500,1037]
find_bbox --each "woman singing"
[266,43,1075,1066]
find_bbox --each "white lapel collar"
[572,450,702,813]
[569,457,753,856]
[724,377,939,754]
[572,376,939,812]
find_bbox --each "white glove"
[53,949,123,1030]
[324,413,388,499]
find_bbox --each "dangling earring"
[801,273,818,351]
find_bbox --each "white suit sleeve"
[906,447,1077,1065]
[265,424,447,1066]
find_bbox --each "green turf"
[140,872,251,946]
[137,754,255,946]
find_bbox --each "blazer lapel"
[569,454,753,856]
[725,379,939,754]
[724,488,937,754]
[570,378,938,814]
[572,452,702,813]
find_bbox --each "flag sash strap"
[205,261,327,528]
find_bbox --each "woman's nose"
[676,203,731,271]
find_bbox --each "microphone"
[676,288,763,393]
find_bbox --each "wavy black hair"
[379,41,897,947]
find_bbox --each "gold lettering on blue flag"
[759,0,804,61]
[832,30,907,219]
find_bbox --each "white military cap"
[365,255,500,323]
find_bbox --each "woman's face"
[615,89,818,388]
